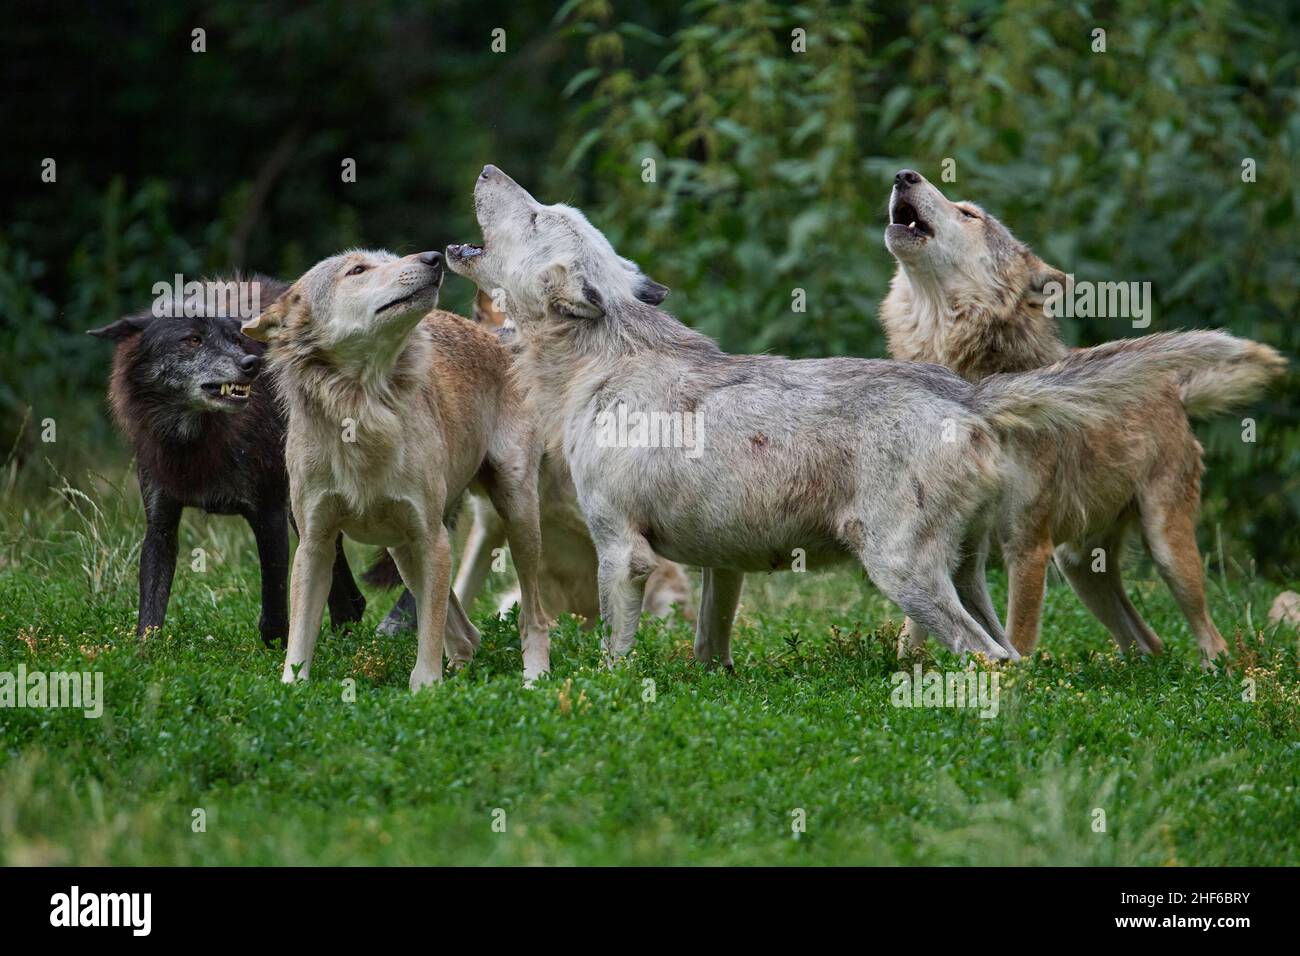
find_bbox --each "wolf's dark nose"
[480,164,496,180]
[420,251,444,270]
[239,354,261,374]
[895,169,922,188]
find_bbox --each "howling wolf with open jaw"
[242,249,552,688]
[880,169,1286,665]
[444,164,1267,667]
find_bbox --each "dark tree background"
[2,0,1298,576]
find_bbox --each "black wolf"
[89,276,366,646]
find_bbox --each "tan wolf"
[880,169,1286,665]
[242,249,552,688]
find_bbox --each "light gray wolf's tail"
[970,331,1281,433]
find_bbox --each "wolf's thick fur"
[367,286,693,634]
[89,278,366,646]
[445,166,1259,664]
[880,170,1286,662]
[243,250,551,687]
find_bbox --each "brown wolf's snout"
[894,169,923,189]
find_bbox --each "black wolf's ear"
[87,313,154,341]
[635,276,670,306]
[543,264,605,320]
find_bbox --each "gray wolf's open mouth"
[891,200,933,238]
[201,382,252,404]
[447,242,483,264]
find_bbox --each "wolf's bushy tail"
[970,331,1278,433]
[1177,339,1286,418]
[361,550,403,589]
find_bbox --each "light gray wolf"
[445,165,1260,665]
[89,278,365,647]
[242,249,551,688]
[367,285,694,635]
[880,169,1286,664]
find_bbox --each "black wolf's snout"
[239,353,262,377]
[894,169,922,189]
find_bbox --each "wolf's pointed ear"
[87,313,154,341]
[618,255,670,305]
[1026,257,1068,304]
[543,264,605,320]
[634,276,670,306]
[241,299,288,342]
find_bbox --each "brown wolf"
[242,249,552,688]
[880,169,1286,664]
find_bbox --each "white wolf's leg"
[486,474,551,684]
[282,528,336,682]
[1056,537,1163,656]
[453,495,506,609]
[393,531,451,691]
[595,532,656,661]
[862,546,1014,662]
[694,567,743,669]
[954,534,1010,652]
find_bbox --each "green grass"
[1,469,1298,865]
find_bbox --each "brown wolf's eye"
[346,264,367,276]
[961,208,979,219]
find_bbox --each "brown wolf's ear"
[543,264,605,320]
[241,299,288,342]
[473,287,508,328]
[1026,256,1068,304]
[88,313,154,341]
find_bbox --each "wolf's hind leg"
[444,589,481,669]
[1138,491,1227,667]
[454,495,506,609]
[954,534,1010,653]
[1056,536,1162,655]
[595,532,656,662]
[861,548,1014,662]
[1005,521,1054,656]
